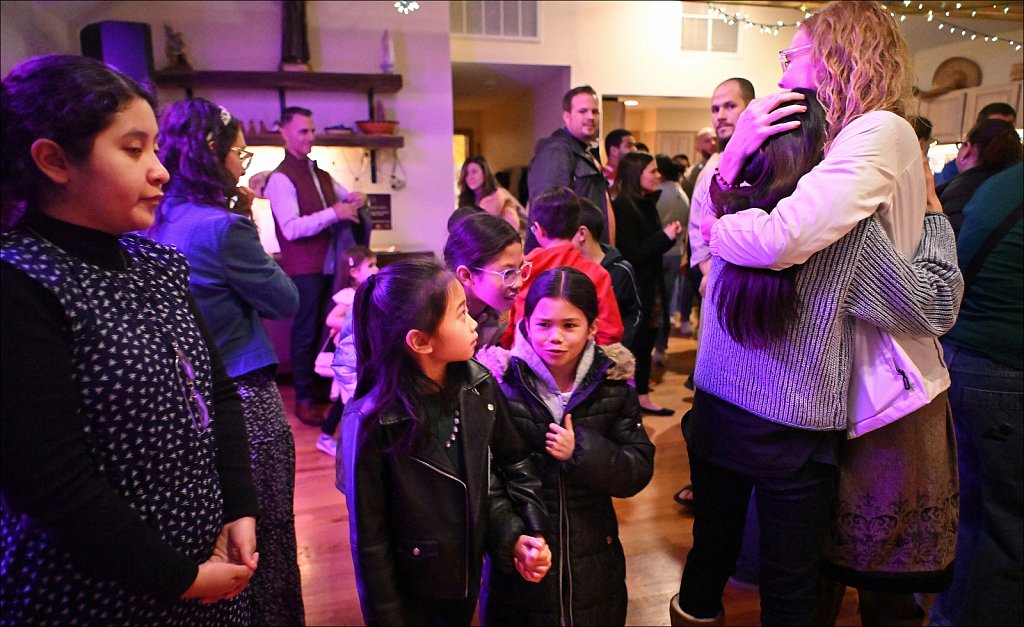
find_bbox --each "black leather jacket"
[338,360,547,625]
[482,347,655,626]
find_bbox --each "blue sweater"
[149,195,299,377]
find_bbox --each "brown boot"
[295,399,326,427]
[669,594,724,626]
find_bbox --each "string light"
[703,2,1021,51]
[705,3,802,36]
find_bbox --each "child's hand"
[545,414,575,461]
[513,535,551,583]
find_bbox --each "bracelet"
[713,167,736,189]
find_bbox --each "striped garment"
[695,212,962,431]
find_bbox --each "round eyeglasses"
[471,260,533,288]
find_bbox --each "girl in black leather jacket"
[481,267,655,626]
[338,257,551,626]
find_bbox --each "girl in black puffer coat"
[481,267,655,626]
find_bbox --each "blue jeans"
[930,341,1023,626]
[678,452,836,625]
[289,273,333,402]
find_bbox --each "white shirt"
[687,152,720,268]
[265,161,352,242]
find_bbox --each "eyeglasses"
[471,260,533,288]
[778,43,813,71]
[955,141,967,150]
[171,340,211,434]
[230,147,254,169]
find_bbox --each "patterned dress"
[0,229,249,625]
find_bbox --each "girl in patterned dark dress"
[148,98,305,625]
[1,55,260,625]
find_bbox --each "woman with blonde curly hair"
[688,2,959,626]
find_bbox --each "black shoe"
[683,376,695,390]
[641,406,675,416]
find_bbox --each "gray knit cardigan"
[694,212,962,431]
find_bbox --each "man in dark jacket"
[526,85,613,252]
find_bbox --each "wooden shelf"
[154,70,402,93]
[152,70,405,182]
[245,133,403,149]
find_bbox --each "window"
[451,1,539,40]
[681,12,739,53]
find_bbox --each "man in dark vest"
[265,106,370,426]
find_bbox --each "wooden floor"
[282,332,864,626]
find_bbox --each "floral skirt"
[822,392,958,592]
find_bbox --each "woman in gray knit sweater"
[669,80,961,624]
[681,4,964,626]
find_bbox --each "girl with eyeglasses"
[2,56,259,623]
[444,213,531,362]
[147,97,305,625]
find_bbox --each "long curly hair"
[803,1,912,149]
[153,98,242,217]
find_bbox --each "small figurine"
[163,24,192,71]
[380,30,396,73]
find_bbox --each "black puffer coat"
[482,345,654,626]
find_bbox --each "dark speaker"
[80,21,155,85]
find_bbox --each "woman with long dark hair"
[670,87,962,626]
[691,3,966,624]
[458,156,526,235]
[147,98,304,625]
[611,152,683,415]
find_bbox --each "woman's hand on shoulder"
[923,156,944,214]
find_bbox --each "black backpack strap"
[961,202,1023,299]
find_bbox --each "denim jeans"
[678,451,836,625]
[930,341,1023,626]
[289,273,333,402]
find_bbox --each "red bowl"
[356,120,398,135]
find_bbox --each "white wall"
[451,1,799,104]
[914,29,1024,90]
[1,0,455,256]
